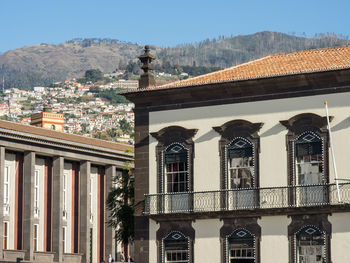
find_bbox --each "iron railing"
[144,183,350,215]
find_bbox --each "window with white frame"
[227,229,255,263]
[164,145,188,193]
[3,221,9,249]
[3,166,10,215]
[62,226,67,253]
[227,139,254,189]
[296,226,325,263]
[163,232,189,263]
[295,133,323,186]
[33,224,38,251]
[63,173,67,220]
[34,170,39,218]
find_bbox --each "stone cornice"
[124,69,350,112]
[0,129,134,164]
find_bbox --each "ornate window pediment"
[280,113,332,134]
[150,126,198,146]
[213,120,263,141]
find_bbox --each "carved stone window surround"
[213,120,263,190]
[156,220,195,263]
[151,126,198,193]
[280,113,332,186]
[220,217,261,263]
[288,214,331,263]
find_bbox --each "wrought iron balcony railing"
[144,183,350,215]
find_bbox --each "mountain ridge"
[1,31,350,90]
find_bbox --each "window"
[3,221,9,249]
[213,120,262,191]
[163,232,189,263]
[227,229,255,263]
[51,124,56,130]
[33,224,38,251]
[165,144,188,193]
[151,126,197,194]
[296,226,325,263]
[281,113,330,206]
[3,166,9,215]
[63,173,67,220]
[280,113,330,187]
[227,139,254,189]
[295,133,323,186]
[62,226,67,253]
[34,170,39,218]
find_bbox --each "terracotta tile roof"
[158,45,350,89]
[0,120,133,153]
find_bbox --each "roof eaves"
[0,127,133,158]
[123,65,350,95]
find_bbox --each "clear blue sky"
[0,0,349,53]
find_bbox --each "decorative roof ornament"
[138,45,156,89]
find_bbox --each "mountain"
[1,32,350,90]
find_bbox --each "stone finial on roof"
[138,45,156,89]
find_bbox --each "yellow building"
[31,106,64,131]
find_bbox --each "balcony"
[144,183,350,216]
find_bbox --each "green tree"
[106,128,118,138]
[81,123,89,134]
[83,69,104,82]
[106,156,134,259]
[93,131,108,140]
[119,118,132,135]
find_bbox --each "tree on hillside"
[84,69,104,82]
[119,118,132,135]
[106,156,134,259]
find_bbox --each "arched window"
[227,229,255,263]
[163,232,189,263]
[213,120,263,191]
[280,113,330,206]
[295,132,323,186]
[227,138,254,189]
[295,226,325,263]
[164,144,189,193]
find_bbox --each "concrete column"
[105,165,116,259]
[79,161,91,263]
[23,151,35,261]
[52,156,64,262]
[0,146,5,257]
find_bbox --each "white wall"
[149,91,350,193]
[329,212,350,263]
[63,162,73,253]
[4,152,16,249]
[34,158,45,251]
[260,216,290,263]
[193,219,222,263]
[90,166,98,263]
[149,219,159,263]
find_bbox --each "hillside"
[1,32,350,90]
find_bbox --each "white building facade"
[126,46,350,263]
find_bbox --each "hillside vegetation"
[1,32,349,90]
